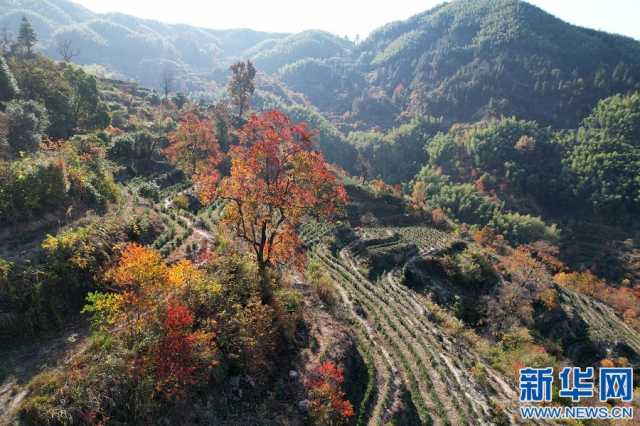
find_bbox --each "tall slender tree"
[0,55,19,101]
[161,68,175,100]
[17,16,36,56]
[228,61,256,117]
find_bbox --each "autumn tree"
[211,111,347,303]
[153,301,216,398]
[228,60,256,117]
[163,113,223,201]
[488,246,556,336]
[305,361,355,425]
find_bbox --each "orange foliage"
[525,241,565,273]
[431,207,448,226]
[217,111,347,277]
[106,243,168,291]
[104,244,213,336]
[500,247,548,283]
[411,181,427,207]
[473,226,496,246]
[370,179,387,195]
[163,113,223,203]
[538,288,558,310]
[600,358,615,368]
[554,271,640,330]
[306,361,354,424]
[104,125,123,137]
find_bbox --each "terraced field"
[358,226,455,256]
[301,222,524,425]
[309,245,526,425]
[557,286,640,355]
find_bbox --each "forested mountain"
[0,0,350,88]
[4,0,640,131]
[357,0,640,128]
[285,0,640,129]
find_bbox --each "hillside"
[1,2,640,425]
[363,0,640,128]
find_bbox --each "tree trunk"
[258,263,273,306]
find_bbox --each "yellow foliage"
[106,243,168,290]
[539,287,558,310]
[167,260,205,288]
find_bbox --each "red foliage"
[554,271,640,330]
[154,302,198,397]
[305,361,355,423]
[218,110,347,273]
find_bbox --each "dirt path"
[0,322,90,423]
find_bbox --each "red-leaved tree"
[305,361,355,425]
[163,113,223,201]
[154,301,198,397]
[208,110,347,303]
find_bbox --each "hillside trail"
[0,322,90,424]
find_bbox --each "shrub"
[274,287,304,340]
[491,212,559,244]
[306,259,338,307]
[5,99,49,154]
[305,361,355,425]
[0,158,66,223]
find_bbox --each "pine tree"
[0,54,19,101]
[17,16,36,56]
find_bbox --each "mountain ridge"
[3,0,640,130]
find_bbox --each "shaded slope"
[355,0,640,128]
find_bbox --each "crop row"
[312,249,461,425]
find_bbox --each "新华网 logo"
[518,366,634,420]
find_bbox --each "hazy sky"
[73,0,640,40]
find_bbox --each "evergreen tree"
[0,54,19,101]
[17,16,36,56]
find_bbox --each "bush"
[491,212,559,244]
[0,158,66,224]
[137,181,160,201]
[0,215,139,339]
[306,259,338,307]
[445,248,498,289]
[5,99,49,154]
[305,361,355,425]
